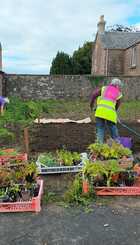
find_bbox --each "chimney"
[97,15,106,33]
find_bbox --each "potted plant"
[88,143,103,160]
[56,149,80,166]
[82,159,124,187]
[38,152,58,167]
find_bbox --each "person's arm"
[90,88,101,111]
[0,105,4,115]
[116,98,121,111]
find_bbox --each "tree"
[49,41,93,75]
[72,42,92,74]
[50,51,72,75]
[107,24,140,32]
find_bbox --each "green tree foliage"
[49,41,93,75]
[50,51,72,75]
[72,42,92,74]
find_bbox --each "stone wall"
[108,49,124,76]
[4,74,93,100]
[124,43,140,76]
[3,73,140,101]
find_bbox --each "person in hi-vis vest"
[90,78,123,144]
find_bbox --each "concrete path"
[0,197,140,245]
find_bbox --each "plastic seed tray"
[36,160,82,174]
[0,179,43,213]
[95,186,140,196]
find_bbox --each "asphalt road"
[0,197,140,245]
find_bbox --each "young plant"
[56,149,80,166]
[82,160,124,187]
[88,141,132,161]
[104,160,124,186]
[88,143,103,159]
[64,174,94,205]
[38,152,57,167]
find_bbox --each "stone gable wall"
[124,43,140,76]
[108,49,124,76]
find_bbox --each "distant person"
[0,96,10,115]
[90,78,123,143]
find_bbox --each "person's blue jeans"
[95,117,119,144]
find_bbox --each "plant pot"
[111,173,119,182]
[21,190,31,201]
[82,180,89,193]
[0,195,10,203]
[133,164,140,176]
[119,156,133,169]
[134,177,140,187]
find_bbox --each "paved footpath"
[0,197,140,245]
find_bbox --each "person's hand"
[90,106,96,112]
[90,112,95,122]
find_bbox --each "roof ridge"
[104,31,140,34]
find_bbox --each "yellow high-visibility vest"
[95,86,122,123]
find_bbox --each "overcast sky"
[0,0,140,74]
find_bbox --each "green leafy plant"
[88,143,103,159]
[0,188,6,198]
[64,174,94,205]
[38,152,58,167]
[56,149,80,166]
[82,160,124,187]
[88,142,132,160]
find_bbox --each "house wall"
[108,49,124,76]
[124,43,140,75]
[91,34,105,75]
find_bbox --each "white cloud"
[0,0,140,74]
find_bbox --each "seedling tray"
[95,186,140,196]
[0,179,43,213]
[36,160,82,174]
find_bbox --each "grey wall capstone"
[3,73,140,100]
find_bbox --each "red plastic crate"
[95,186,140,196]
[0,179,43,213]
[0,153,28,165]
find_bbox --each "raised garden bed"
[0,179,43,213]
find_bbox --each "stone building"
[92,15,140,76]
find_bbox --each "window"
[130,46,137,68]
